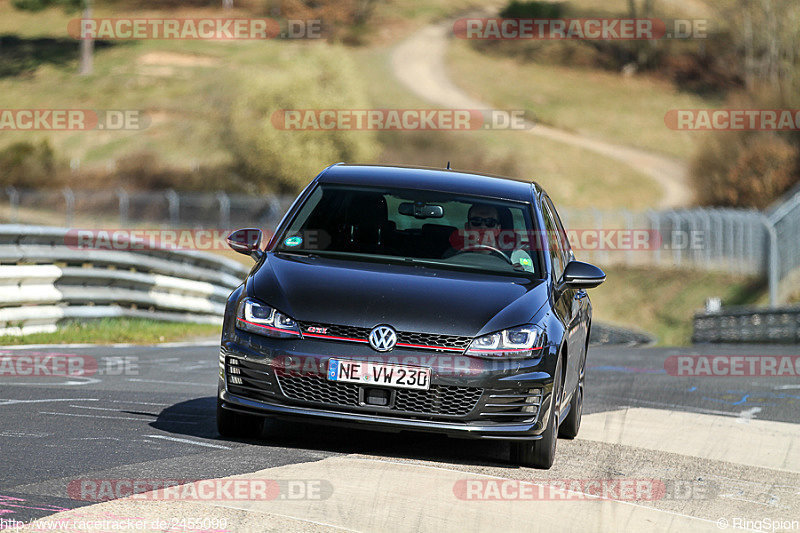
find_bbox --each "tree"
[723,0,800,94]
[12,0,93,75]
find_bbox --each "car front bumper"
[217,330,561,441]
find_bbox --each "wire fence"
[1,186,296,231]
[1,186,798,306]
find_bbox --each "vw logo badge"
[369,325,397,352]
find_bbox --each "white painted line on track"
[594,394,739,417]
[0,377,101,386]
[39,411,155,422]
[144,434,231,449]
[69,405,131,411]
[105,400,169,406]
[0,340,219,350]
[127,378,208,386]
[737,407,762,423]
[0,431,50,438]
[0,398,98,406]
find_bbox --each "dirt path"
[391,22,692,208]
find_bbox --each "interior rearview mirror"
[399,202,444,219]
[226,228,263,261]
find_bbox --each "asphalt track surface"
[1,342,799,532]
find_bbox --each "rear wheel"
[559,356,584,439]
[216,398,263,439]
[511,356,563,469]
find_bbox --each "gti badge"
[369,325,397,352]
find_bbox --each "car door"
[542,196,582,397]
[547,197,590,370]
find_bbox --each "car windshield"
[276,184,542,277]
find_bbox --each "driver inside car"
[460,203,535,272]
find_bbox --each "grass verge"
[447,39,721,161]
[591,266,764,346]
[0,318,221,345]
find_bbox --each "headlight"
[465,325,544,358]
[236,298,300,338]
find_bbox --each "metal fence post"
[166,189,180,227]
[697,210,711,269]
[668,211,681,266]
[622,209,633,266]
[5,187,19,223]
[62,187,75,227]
[116,188,129,225]
[592,208,603,266]
[216,191,230,229]
[760,215,779,307]
[647,210,661,266]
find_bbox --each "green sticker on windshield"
[520,257,531,266]
[284,236,303,247]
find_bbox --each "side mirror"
[561,260,605,289]
[226,228,263,261]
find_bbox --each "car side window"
[544,196,573,263]
[540,197,565,280]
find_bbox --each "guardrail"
[693,306,800,344]
[0,225,249,336]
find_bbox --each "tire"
[511,355,563,469]
[216,398,264,439]
[559,355,585,439]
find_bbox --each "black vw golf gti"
[217,163,605,469]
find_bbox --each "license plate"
[327,358,431,390]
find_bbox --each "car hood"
[251,253,549,337]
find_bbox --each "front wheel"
[559,357,584,439]
[216,398,264,439]
[511,356,562,469]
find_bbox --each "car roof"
[316,163,541,203]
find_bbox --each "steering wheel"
[454,244,512,264]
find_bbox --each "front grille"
[276,374,481,417]
[394,386,483,416]
[397,332,471,350]
[299,321,472,352]
[301,323,370,341]
[279,373,360,406]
